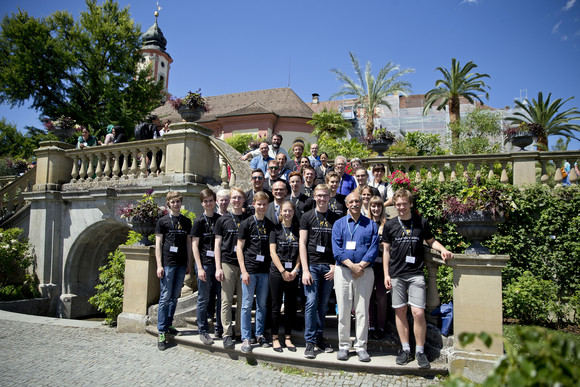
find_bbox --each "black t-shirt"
[299,208,340,265]
[191,213,221,266]
[382,214,434,277]
[244,189,274,215]
[289,193,308,220]
[269,222,300,273]
[304,194,346,216]
[155,214,192,267]
[303,184,316,199]
[214,212,248,266]
[238,215,275,274]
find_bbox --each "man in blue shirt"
[334,155,357,195]
[332,192,378,362]
[249,142,273,174]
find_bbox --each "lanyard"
[397,216,415,256]
[230,212,241,231]
[253,215,264,254]
[169,214,182,230]
[203,214,214,233]
[347,215,361,241]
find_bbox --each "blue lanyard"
[169,214,182,230]
[203,214,214,233]
[347,215,361,241]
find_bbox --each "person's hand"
[157,267,164,279]
[197,267,207,282]
[324,265,335,281]
[215,268,224,282]
[384,275,392,290]
[441,249,453,261]
[241,272,251,285]
[302,271,313,286]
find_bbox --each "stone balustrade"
[364,150,580,186]
[0,167,36,223]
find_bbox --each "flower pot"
[128,220,156,246]
[52,125,77,142]
[448,211,504,254]
[178,105,205,122]
[370,138,394,156]
[508,131,534,151]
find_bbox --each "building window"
[161,61,165,68]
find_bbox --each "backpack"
[134,122,154,140]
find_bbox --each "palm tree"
[307,107,352,139]
[506,92,580,150]
[330,52,414,136]
[423,58,490,141]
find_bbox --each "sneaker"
[223,335,235,349]
[304,342,316,359]
[250,337,257,345]
[316,340,334,353]
[200,332,214,346]
[215,330,223,339]
[357,349,371,362]
[167,326,181,336]
[396,349,414,365]
[257,335,269,348]
[337,348,349,361]
[158,333,167,351]
[416,352,431,369]
[241,339,252,353]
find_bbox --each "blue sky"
[1,0,579,149]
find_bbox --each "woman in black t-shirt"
[269,201,301,352]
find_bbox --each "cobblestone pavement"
[0,319,441,386]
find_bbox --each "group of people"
[155,134,453,369]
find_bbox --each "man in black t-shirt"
[237,191,275,353]
[244,169,274,215]
[155,191,193,351]
[299,184,340,359]
[382,189,453,369]
[191,188,222,346]
[214,188,248,349]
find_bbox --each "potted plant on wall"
[503,122,542,151]
[42,115,78,142]
[169,89,210,122]
[442,176,514,254]
[117,189,167,246]
[363,126,395,156]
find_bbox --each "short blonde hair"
[166,191,182,204]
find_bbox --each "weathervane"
[155,1,162,19]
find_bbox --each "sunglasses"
[252,176,264,180]
[268,166,280,170]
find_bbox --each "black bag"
[134,122,153,140]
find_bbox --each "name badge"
[169,246,178,253]
[206,250,215,257]
[234,246,237,252]
[256,254,265,262]
[316,245,325,253]
[346,241,356,250]
[284,262,292,269]
[406,255,416,264]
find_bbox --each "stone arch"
[62,220,130,318]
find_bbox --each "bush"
[225,133,261,154]
[0,228,40,301]
[503,271,559,325]
[317,136,371,160]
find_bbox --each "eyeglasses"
[268,166,279,170]
[252,176,264,180]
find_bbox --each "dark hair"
[251,168,264,176]
[200,188,216,201]
[148,114,158,123]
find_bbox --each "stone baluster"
[569,161,578,184]
[461,162,469,178]
[438,163,445,182]
[71,155,80,183]
[86,154,95,180]
[450,161,458,181]
[121,150,130,178]
[500,161,509,183]
[95,153,103,180]
[540,159,549,185]
[425,258,441,325]
[159,148,166,176]
[111,152,120,180]
[139,147,149,178]
[426,163,433,181]
[149,147,159,177]
[103,153,112,180]
[473,162,482,179]
[554,158,564,185]
[130,149,139,178]
[79,156,88,180]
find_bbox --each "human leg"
[316,264,334,342]
[240,273,258,341]
[254,273,270,338]
[303,266,321,345]
[269,271,284,337]
[196,264,212,334]
[159,265,187,332]
[334,265,352,350]
[282,276,298,337]
[353,267,374,352]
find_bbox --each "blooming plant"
[363,126,396,147]
[42,115,77,131]
[442,176,514,220]
[169,89,209,112]
[117,189,167,223]
[388,170,417,192]
[503,122,542,139]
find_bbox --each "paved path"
[0,311,440,386]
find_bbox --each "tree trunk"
[449,97,460,143]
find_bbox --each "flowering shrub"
[0,228,40,301]
[503,122,543,139]
[363,126,396,147]
[169,89,209,112]
[117,189,167,223]
[388,170,417,192]
[42,115,76,131]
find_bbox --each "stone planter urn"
[370,138,394,156]
[177,105,205,122]
[508,131,534,151]
[128,220,156,246]
[52,125,77,142]
[448,211,504,254]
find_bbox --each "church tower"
[139,10,172,98]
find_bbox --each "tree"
[423,58,490,141]
[307,107,352,139]
[1,118,56,160]
[506,92,580,150]
[448,108,502,154]
[0,0,164,135]
[330,52,414,136]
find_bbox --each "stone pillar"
[511,152,538,187]
[448,253,509,381]
[117,245,159,333]
[161,125,216,185]
[33,141,75,191]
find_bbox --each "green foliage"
[307,107,352,139]
[404,131,445,156]
[444,326,580,386]
[0,228,40,301]
[225,132,260,154]
[317,136,371,160]
[1,119,55,160]
[503,271,560,325]
[0,0,164,134]
[448,108,502,154]
[384,138,418,157]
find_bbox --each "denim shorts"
[391,274,426,309]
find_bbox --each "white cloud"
[563,0,576,11]
[562,35,569,40]
[553,21,562,34]
[460,0,478,4]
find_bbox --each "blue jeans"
[240,272,269,341]
[157,265,187,333]
[303,264,334,344]
[196,263,222,334]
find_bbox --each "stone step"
[147,325,447,378]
